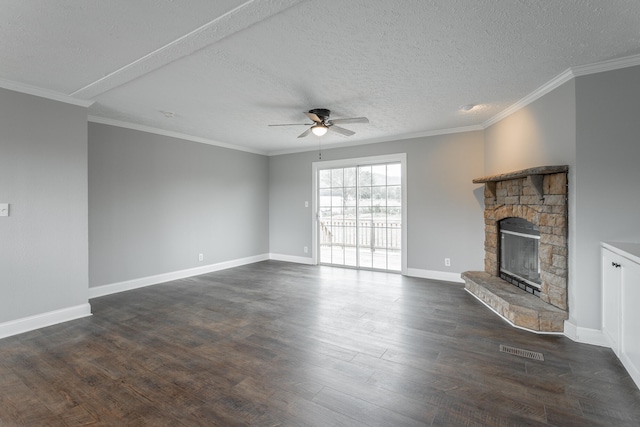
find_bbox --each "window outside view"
[318,163,401,271]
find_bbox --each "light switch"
[0,203,8,217]
[304,201,309,208]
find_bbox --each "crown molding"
[0,77,94,108]
[483,53,640,128]
[267,124,484,156]
[482,68,575,128]
[88,116,268,156]
[571,53,640,77]
[366,124,485,144]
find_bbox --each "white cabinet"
[621,259,640,387]
[602,247,622,354]
[602,242,640,389]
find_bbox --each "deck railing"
[319,220,401,250]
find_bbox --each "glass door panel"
[318,162,402,272]
[343,206,357,267]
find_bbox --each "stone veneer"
[462,271,568,332]
[463,165,569,332]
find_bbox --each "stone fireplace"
[462,165,569,332]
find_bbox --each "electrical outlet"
[444,258,451,267]
[198,253,204,262]
[304,246,308,253]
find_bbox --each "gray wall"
[89,123,269,287]
[484,80,576,174]
[269,131,485,274]
[0,88,88,323]
[573,65,640,330]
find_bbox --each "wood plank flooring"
[1,261,639,426]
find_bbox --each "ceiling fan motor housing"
[309,108,330,121]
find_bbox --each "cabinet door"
[621,259,640,383]
[602,248,622,355]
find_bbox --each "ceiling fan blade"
[268,123,311,126]
[328,125,355,137]
[297,128,312,138]
[329,117,369,125]
[304,112,322,123]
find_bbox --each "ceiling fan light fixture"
[311,124,328,136]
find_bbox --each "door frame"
[311,153,407,274]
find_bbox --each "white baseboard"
[89,253,270,299]
[0,303,92,340]
[406,268,464,283]
[565,321,639,388]
[268,253,314,265]
[620,353,640,390]
[563,321,609,347]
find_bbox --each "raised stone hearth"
[462,271,567,332]
[464,165,569,333]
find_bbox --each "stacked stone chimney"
[463,166,569,332]
[482,169,568,310]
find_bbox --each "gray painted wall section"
[574,65,640,330]
[484,80,576,175]
[89,123,269,288]
[269,132,485,274]
[0,88,89,323]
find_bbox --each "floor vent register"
[499,344,545,361]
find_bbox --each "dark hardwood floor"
[1,261,639,426]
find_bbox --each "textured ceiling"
[3,0,640,154]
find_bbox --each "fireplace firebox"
[499,217,541,296]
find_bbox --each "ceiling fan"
[269,108,369,138]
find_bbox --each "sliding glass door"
[318,161,402,272]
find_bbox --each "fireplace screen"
[499,218,541,294]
